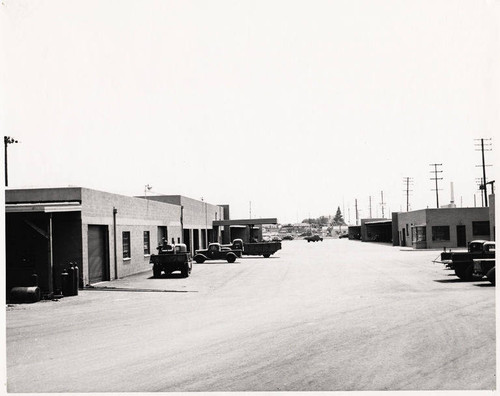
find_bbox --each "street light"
[4,136,18,187]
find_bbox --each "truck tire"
[226,253,236,263]
[194,256,205,264]
[455,263,474,281]
[263,254,271,258]
[181,264,190,278]
[153,265,161,278]
[486,267,495,286]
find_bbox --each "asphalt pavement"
[5,239,496,392]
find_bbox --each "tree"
[333,207,345,225]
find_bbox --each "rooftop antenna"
[144,184,152,211]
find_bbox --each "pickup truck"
[472,242,496,285]
[439,240,496,281]
[193,243,242,263]
[150,243,192,278]
[305,235,323,242]
[228,239,281,258]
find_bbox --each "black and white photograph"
[1,0,498,393]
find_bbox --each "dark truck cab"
[227,239,281,258]
[150,243,192,278]
[440,240,496,281]
[193,243,242,263]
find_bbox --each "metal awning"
[365,220,392,225]
[5,201,82,213]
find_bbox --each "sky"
[1,0,499,223]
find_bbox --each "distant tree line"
[302,207,346,226]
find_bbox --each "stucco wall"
[80,189,182,284]
[6,187,82,203]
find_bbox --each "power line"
[474,138,492,207]
[402,177,413,212]
[429,163,443,208]
[380,191,386,218]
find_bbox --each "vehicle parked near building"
[228,239,281,258]
[150,243,192,278]
[472,242,496,285]
[193,243,242,263]
[305,235,323,242]
[440,240,495,281]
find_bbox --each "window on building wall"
[413,226,427,242]
[472,221,490,236]
[144,231,150,255]
[432,226,450,241]
[123,231,131,259]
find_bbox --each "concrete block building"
[138,195,225,253]
[393,206,491,249]
[5,187,226,297]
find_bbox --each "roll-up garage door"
[88,225,108,283]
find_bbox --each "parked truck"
[439,240,496,281]
[227,239,281,258]
[193,243,242,263]
[472,241,496,285]
[150,243,192,278]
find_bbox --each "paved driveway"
[5,239,495,392]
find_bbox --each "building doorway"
[88,225,109,284]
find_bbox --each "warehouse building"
[5,187,226,297]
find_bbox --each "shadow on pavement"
[84,286,196,293]
[474,283,495,288]
[434,278,467,283]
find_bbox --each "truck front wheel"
[226,254,236,263]
[455,263,474,281]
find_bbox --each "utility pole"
[380,191,386,218]
[355,199,359,225]
[475,138,492,207]
[4,136,19,187]
[403,177,413,212]
[430,163,443,208]
[249,201,252,219]
[369,196,372,218]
